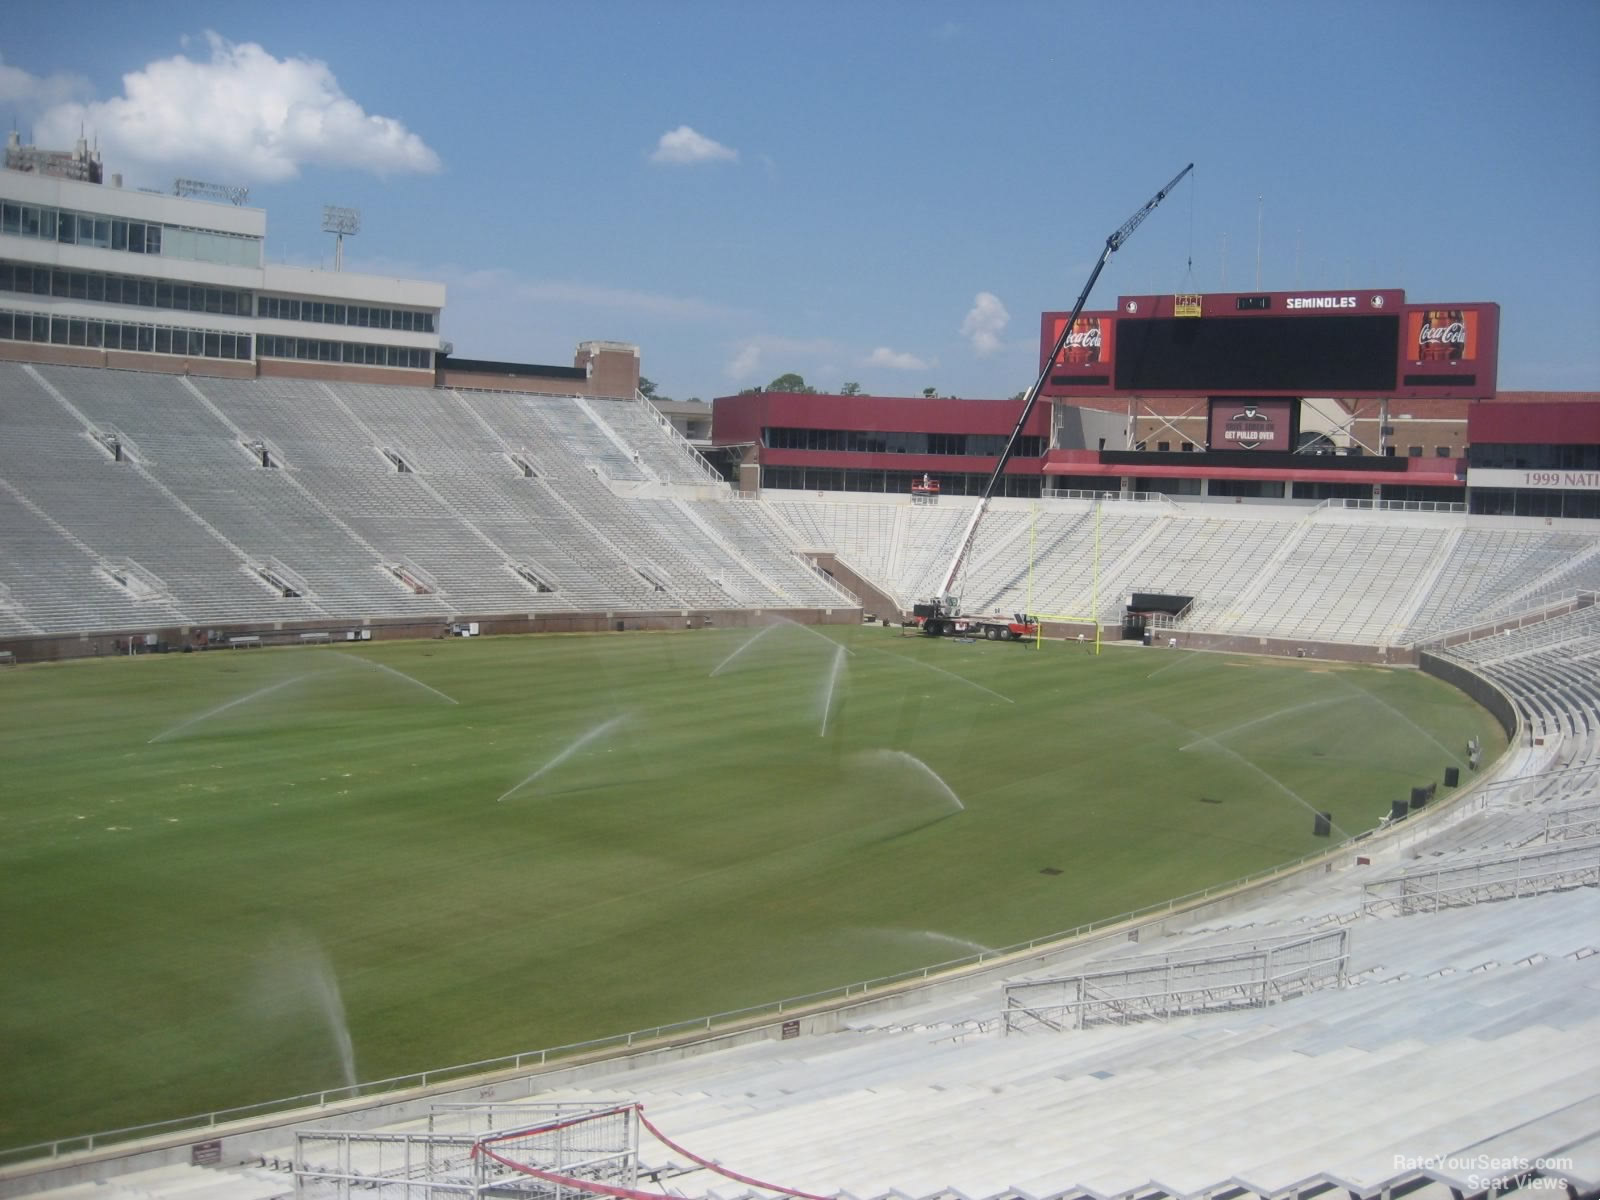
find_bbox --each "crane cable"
[1183,165,1197,292]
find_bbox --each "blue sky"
[3,1,1596,400]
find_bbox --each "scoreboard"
[1041,290,1498,400]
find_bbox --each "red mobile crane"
[913,162,1194,641]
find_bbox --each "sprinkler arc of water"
[858,748,965,814]
[330,652,458,705]
[1184,732,1349,838]
[819,645,846,737]
[148,673,311,743]
[496,714,629,802]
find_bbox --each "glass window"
[145,225,161,255]
[127,222,145,253]
[32,207,50,239]
[154,326,171,354]
[68,318,87,346]
[156,282,172,309]
[1,203,19,234]
[204,331,220,358]
[93,218,111,248]
[77,215,95,243]
[111,220,127,251]
[86,320,103,348]
[57,212,75,243]
[87,274,104,302]
[32,314,48,341]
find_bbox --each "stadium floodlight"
[173,177,250,206]
[321,205,361,272]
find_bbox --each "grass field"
[0,623,1505,1148]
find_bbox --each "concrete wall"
[0,607,862,664]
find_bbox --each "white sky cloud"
[725,344,762,381]
[0,56,92,111]
[32,33,440,184]
[960,291,1009,356]
[650,125,738,165]
[865,346,929,371]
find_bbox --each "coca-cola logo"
[1419,321,1466,346]
[1064,327,1101,349]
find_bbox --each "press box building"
[0,133,445,386]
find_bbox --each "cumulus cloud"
[865,346,930,370]
[32,33,440,183]
[650,125,738,166]
[960,291,1009,356]
[0,56,92,110]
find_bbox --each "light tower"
[321,205,361,272]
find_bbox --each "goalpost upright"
[1031,496,1103,653]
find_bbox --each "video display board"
[1206,397,1297,452]
[1040,291,1498,399]
[1114,315,1400,393]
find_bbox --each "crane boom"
[932,162,1193,607]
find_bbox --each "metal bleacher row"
[760,493,1600,647]
[0,362,853,632]
[3,359,1598,645]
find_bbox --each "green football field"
[0,624,1504,1148]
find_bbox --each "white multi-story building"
[0,134,445,385]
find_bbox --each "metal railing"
[1321,497,1467,515]
[633,391,725,486]
[1416,591,1599,655]
[1040,488,1180,507]
[1545,801,1600,842]
[1361,836,1600,916]
[1002,928,1348,1034]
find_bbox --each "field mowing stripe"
[864,647,1014,704]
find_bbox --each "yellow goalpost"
[1027,497,1104,653]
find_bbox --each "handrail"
[634,391,725,486]
[1414,590,1599,653]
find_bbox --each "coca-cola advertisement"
[1051,315,1113,369]
[1408,309,1477,362]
